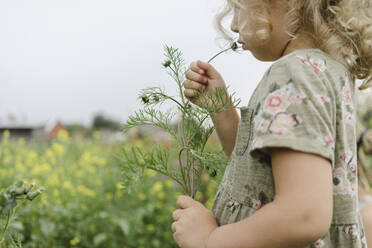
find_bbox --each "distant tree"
[92,114,121,131]
[65,123,91,137]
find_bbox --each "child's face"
[231,0,292,61]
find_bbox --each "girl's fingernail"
[199,69,204,74]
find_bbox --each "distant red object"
[48,122,66,139]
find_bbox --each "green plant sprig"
[0,180,44,245]
[120,42,242,198]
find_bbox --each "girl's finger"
[189,61,205,75]
[172,209,182,221]
[171,222,177,233]
[196,60,220,79]
[183,80,206,91]
[184,89,199,99]
[185,70,208,84]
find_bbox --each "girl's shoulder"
[265,48,353,95]
[272,48,350,74]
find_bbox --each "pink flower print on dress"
[316,93,331,103]
[342,83,353,105]
[333,167,353,195]
[263,88,291,116]
[312,239,325,248]
[252,199,262,209]
[345,112,355,125]
[296,55,327,73]
[341,151,357,174]
[324,127,335,150]
[269,113,301,135]
[289,90,306,104]
[344,224,360,240]
[254,114,271,133]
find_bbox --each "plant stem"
[147,165,188,194]
[0,209,12,244]
[207,47,234,64]
[168,65,186,106]
[157,93,185,111]
[178,147,189,195]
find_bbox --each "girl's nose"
[230,22,239,33]
[230,17,239,33]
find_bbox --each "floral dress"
[211,49,367,247]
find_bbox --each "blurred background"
[0,0,371,248]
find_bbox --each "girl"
[171,0,372,247]
[357,121,372,246]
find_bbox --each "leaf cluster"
[119,44,241,197]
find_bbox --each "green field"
[0,130,219,248]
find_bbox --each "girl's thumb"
[197,60,220,79]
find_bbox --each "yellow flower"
[157,191,165,200]
[116,182,123,191]
[138,193,146,200]
[62,180,73,191]
[75,169,84,179]
[146,224,155,232]
[46,174,60,187]
[151,181,163,195]
[53,189,60,197]
[18,138,25,145]
[57,129,70,142]
[2,130,10,140]
[70,237,80,246]
[31,163,51,176]
[77,185,96,197]
[3,156,11,165]
[165,180,174,188]
[144,169,157,178]
[15,162,26,173]
[85,165,96,174]
[52,143,65,156]
[93,131,101,140]
[106,193,113,200]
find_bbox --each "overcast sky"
[0,0,272,126]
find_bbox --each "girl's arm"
[210,108,240,157]
[206,148,333,248]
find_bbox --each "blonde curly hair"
[214,0,372,90]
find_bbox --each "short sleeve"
[249,53,337,168]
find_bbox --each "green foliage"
[0,180,44,246]
[92,114,121,131]
[120,43,241,198]
[0,133,220,247]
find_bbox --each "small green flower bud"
[26,187,44,201]
[141,96,150,104]
[162,60,171,68]
[0,192,7,206]
[14,186,26,196]
[24,183,35,194]
[231,42,238,51]
[153,95,160,102]
[15,180,24,188]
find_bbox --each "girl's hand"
[183,60,228,110]
[172,195,218,248]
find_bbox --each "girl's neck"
[281,32,317,57]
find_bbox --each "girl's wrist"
[210,106,237,119]
[205,227,218,248]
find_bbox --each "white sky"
[0,0,271,126]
